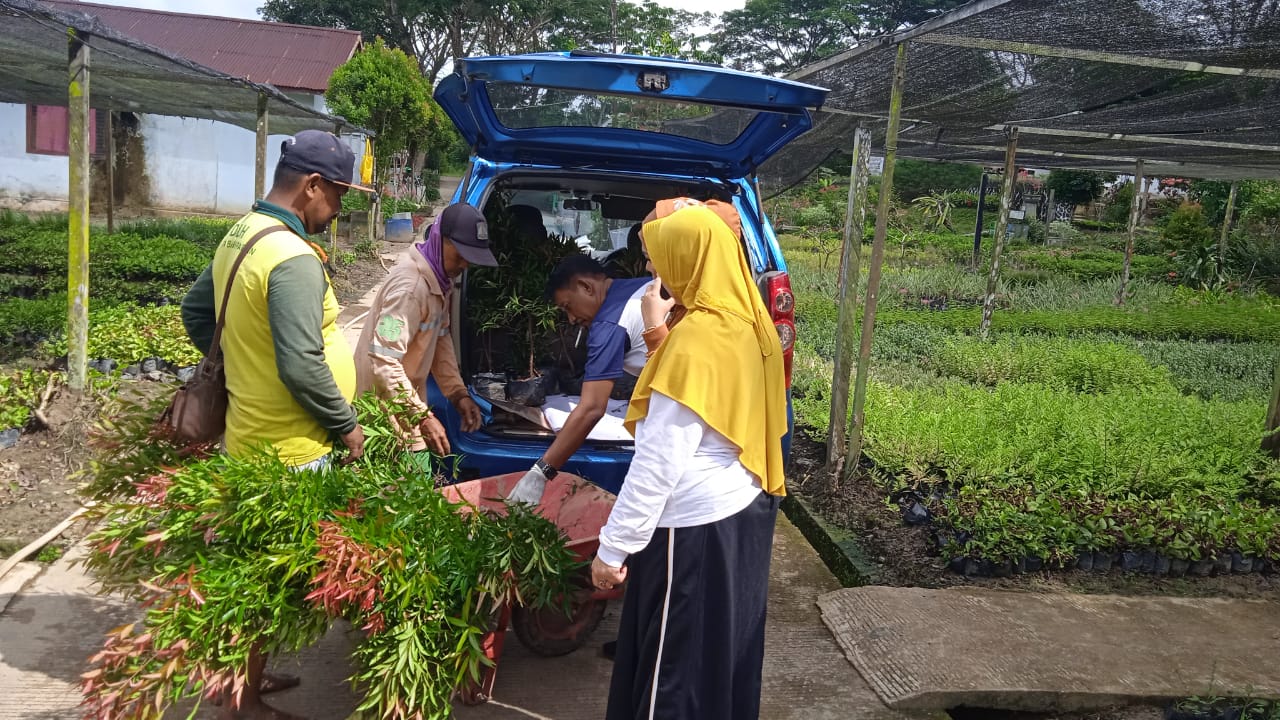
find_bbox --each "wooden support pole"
[1115,159,1145,306]
[990,124,1280,152]
[917,34,1280,80]
[67,29,91,393]
[979,127,1019,338]
[330,123,342,256]
[971,171,988,267]
[826,124,872,473]
[1265,358,1280,459]
[1044,188,1055,245]
[254,92,268,201]
[845,42,908,481]
[105,110,115,235]
[1220,180,1238,264]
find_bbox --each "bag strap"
[206,224,287,364]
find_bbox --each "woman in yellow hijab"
[591,203,788,720]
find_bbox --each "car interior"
[459,171,746,440]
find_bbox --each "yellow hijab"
[625,205,788,496]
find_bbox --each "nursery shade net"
[0,0,365,135]
[733,0,1280,194]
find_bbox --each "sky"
[91,0,746,22]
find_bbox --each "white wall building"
[0,0,362,215]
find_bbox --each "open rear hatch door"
[434,51,828,179]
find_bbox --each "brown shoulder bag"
[160,225,285,444]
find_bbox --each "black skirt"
[605,491,780,720]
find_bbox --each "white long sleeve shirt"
[596,391,762,568]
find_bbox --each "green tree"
[325,40,439,183]
[712,0,862,75]
[558,0,717,61]
[1190,180,1280,226]
[1045,169,1110,207]
[263,0,712,84]
[711,0,967,74]
[261,0,457,81]
[857,0,968,32]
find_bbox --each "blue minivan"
[424,51,828,494]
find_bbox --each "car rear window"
[486,83,758,147]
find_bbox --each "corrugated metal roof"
[40,0,361,93]
[1,0,367,135]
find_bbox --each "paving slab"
[1,516,931,720]
[0,545,136,720]
[818,586,1280,713]
[0,562,42,615]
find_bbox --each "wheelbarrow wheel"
[511,583,608,657]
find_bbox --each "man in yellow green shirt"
[181,129,371,719]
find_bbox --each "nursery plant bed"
[787,435,1280,601]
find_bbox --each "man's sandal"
[259,672,302,694]
[212,673,301,705]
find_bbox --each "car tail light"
[765,272,795,387]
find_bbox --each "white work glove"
[508,464,548,506]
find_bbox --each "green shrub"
[791,339,835,437]
[1226,230,1280,290]
[796,204,836,229]
[0,210,68,231]
[1161,202,1214,249]
[1102,182,1136,226]
[114,217,234,248]
[0,295,66,342]
[1146,196,1182,225]
[42,304,201,366]
[0,228,212,281]
[915,231,975,259]
[794,292,840,359]
[1016,247,1175,281]
[881,265,991,308]
[949,191,998,210]
[0,222,212,349]
[1073,219,1125,232]
[1046,221,1084,244]
[930,335,1173,393]
[0,368,53,430]
[1002,276,1172,312]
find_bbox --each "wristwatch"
[535,459,559,480]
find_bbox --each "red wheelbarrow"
[440,471,623,704]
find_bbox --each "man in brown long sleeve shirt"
[354,203,496,468]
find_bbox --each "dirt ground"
[0,391,97,561]
[329,250,388,307]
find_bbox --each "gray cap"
[278,130,373,192]
[441,203,498,267]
